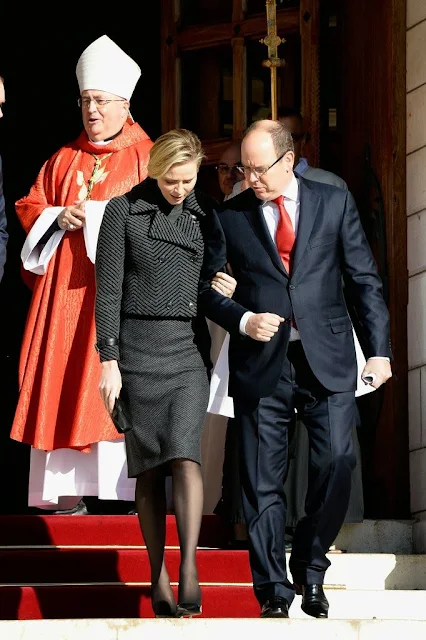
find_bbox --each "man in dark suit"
[200,120,392,619]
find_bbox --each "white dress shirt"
[239,174,301,341]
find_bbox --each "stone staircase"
[0,515,424,639]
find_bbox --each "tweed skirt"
[119,317,210,477]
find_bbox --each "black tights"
[135,458,203,608]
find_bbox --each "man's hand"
[99,360,122,413]
[245,312,285,342]
[361,358,392,389]
[211,271,237,298]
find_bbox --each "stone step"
[294,588,426,620]
[1,618,426,640]
[0,515,414,553]
[1,582,425,620]
[1,549,425,590]
[334,519,415,554]
[324,553,426,590]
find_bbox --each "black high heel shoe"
[176,575,202,617]
[152,599,178,618]
[151,585,177,618]
[176,602,202,617]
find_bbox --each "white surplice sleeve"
[21,200,110,274]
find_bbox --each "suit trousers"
[234,340,357,606]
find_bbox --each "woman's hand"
[211,270,237,298]
[57,200,86,231]
[99,360,122,414]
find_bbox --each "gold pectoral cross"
[86,153,113,201]
[260,0,286,121]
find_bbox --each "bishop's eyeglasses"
[78,97,126,109]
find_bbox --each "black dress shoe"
[260,596,289,618]
[297,584,329,618]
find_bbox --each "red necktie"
[273,195,295,273]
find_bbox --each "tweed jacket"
[95,178,220,362]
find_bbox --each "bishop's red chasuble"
[11,122,153,452]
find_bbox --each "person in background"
[0,75,8,283]
[216,141,244,201]
[204,140,248,546]
[95,128,236,618]
[10,35,153,515]
[277,107,347,188]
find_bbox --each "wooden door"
[337,0,408,518]
[161,0,320,198]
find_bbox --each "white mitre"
[76,35,141,100]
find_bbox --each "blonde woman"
[94,129,235,618]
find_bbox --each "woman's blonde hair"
[148,128,206,179]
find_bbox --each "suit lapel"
[243,202,287,277]
[292,180,320,276]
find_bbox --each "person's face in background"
[157,160,198,205]
[217,143,244,198]
[80,90,130,142]
[0,80,5,119]
[278,116,306,166]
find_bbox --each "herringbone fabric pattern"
[94,179,216,476]
[121,317,209,477]
[95,181,216,361]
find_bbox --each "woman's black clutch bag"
[111,397,133,434]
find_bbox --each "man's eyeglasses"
[237,153,285,180]
[216,163,243,175]
[78,97,126,109]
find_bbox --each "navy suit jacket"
[199,175,391,399]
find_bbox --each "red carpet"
[0,585,258,619]
[0,514,228,547]
[0,515,258,619]
[0,548,253,583]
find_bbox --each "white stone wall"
[407,0,426,551]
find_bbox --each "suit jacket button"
[188,302,195,310]
[159,257,165,263]
[289,284,296,290]
[166,302,172,309]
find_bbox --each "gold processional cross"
[260,0,286,121]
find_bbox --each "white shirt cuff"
[239,311,254,335]
[368,357,390,362]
